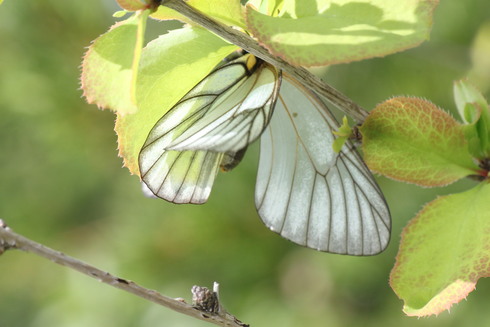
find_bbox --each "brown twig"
[161,0,369,123]
[0,219,247,327]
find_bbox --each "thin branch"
[0,220,248,327]
[161,0,368,123]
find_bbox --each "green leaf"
[152,0,246,29]
[245,0,438,67]
[115,27,238,175]
[81,11,149,115]
[453,80,490,157]
[468,22,490,91]
[189,0,246,29]
[332,116,352,153]
[247,0,285,16]
[113,10,129,18]
[453,80,489,123]
[390,182,490,317]
[360,97,478,187]
[116,0,151,11]
[150,6,188,22]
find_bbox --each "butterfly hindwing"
[255,75,391,255]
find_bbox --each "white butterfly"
[139,54,391,255]
[139,54,281,204]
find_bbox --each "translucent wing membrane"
[139,53,390,255]
[255,76,391,255]
[139,54,281,204]
[140,150,223,204]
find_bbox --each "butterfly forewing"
[139,54,281,204]
[255,75,391,255]
[169,63,279,152]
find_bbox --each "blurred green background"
[1,1,490,326]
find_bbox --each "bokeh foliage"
[1,0,490,326]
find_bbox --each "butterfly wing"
[139,149,223,204]
[139,54,281,204]
[255,76,391,255]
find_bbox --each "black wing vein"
[256,75,391,255]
